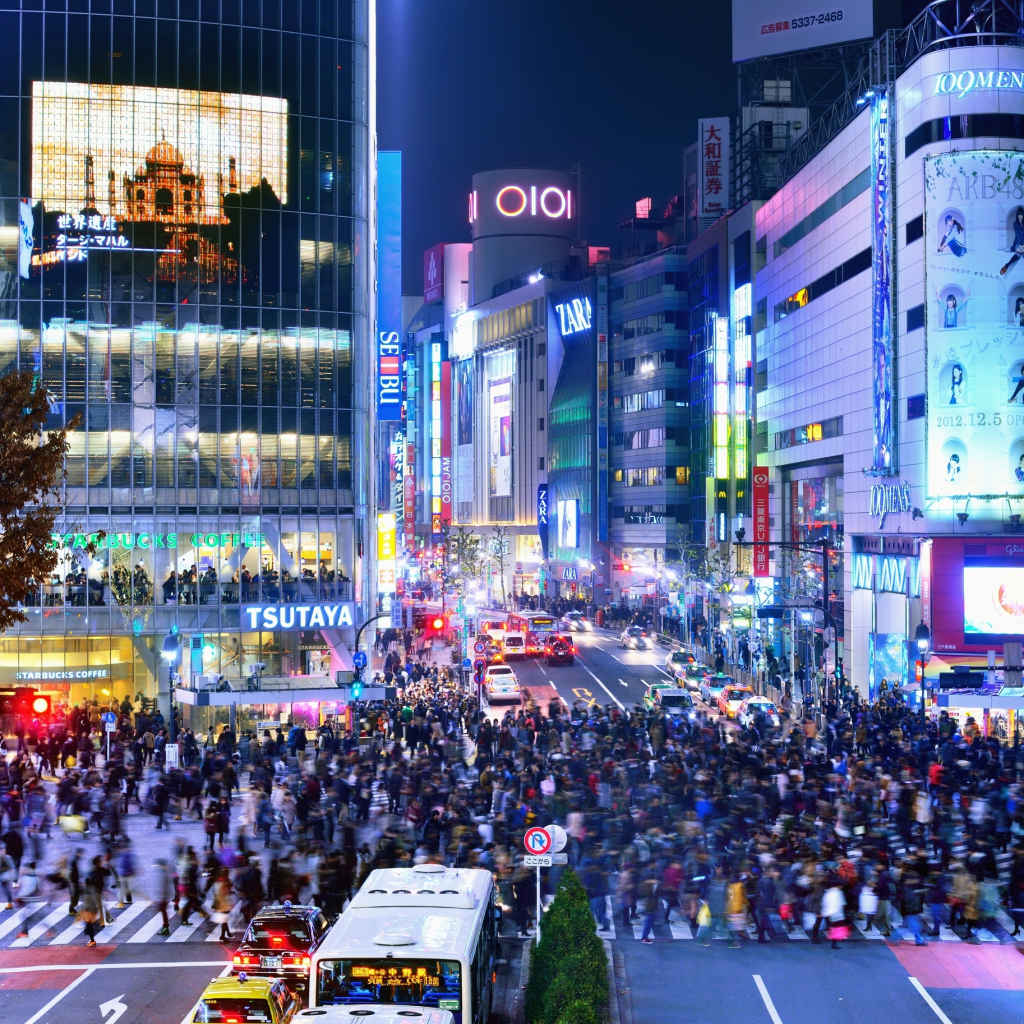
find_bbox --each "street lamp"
[915,622,931,727]
[161,625,180,741]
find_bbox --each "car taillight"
[233,955,258,966]
[284,955,311,966]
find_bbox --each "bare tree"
[489,525,512,608]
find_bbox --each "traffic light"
[351,680,362,700]
[432,616,445,631]
[10,688,48,717]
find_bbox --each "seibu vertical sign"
[753,467,769,577]
[377,331,402,421]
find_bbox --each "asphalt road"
[616,937,1024,1024]
[484,627,682,715]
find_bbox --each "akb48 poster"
[925,151,1024,499]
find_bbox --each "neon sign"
[377,330,402,421]
[554,297,592,335]
[492,184,573,219]
[933,70,1024,99]
[243,603,357,630]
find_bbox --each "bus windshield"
[316,959,462,1017]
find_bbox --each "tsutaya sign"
[554,297,592,336]
[243,604,358,630]
[933,70,1024,99]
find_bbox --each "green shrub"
[524,868,608,1024]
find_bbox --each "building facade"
[2,0,373,728]
[755,13,1024,724]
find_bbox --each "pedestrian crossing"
[594,896,1019,945]
[0,899,236,948]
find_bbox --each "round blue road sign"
[353,651,367,669]
[462,657,472,669]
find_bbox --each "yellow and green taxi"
[191,973,301,1024]
[642,680,676,712]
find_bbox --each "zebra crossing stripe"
[93,901,152,942]
[11,903,70,947]
[128,907,176,944]
[0,904,48,942]
[168,903,212,943]
[668,921,693,940]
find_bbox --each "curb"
[603,939,619,1024]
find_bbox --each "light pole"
[915,622,931,729]
[161,626,180,742]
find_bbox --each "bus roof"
[315,866,493,963]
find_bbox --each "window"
[906,215,923,245]
[774,415,843,450]
[675,466,689,484]
[907,394,925,420]
[614,469,623,482]
[622,466,664,486]
[612,428,666,450]
[538,457,545,470]
[538,378,544,392]
[773,168,870,257]
[613,389,665,412]
[774,248,872,321]
[538,417,545,431]
[906,303,925,332]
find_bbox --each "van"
[502,632,525,659]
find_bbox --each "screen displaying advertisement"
[732,0,873,62]
[557,498,579,549]
[963,564,1024,639]
[489,377,512,497]
[925,151,1024,499]
[868,631,908,703]
[32,82,288,219]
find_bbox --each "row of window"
[611,349,686,376]
[774,248,871,322]
[773,415,843,450]
[612,465,689,486]
[611,271,686,304]
[612,428,666,450]
[616,309,687,340]
[612,504,687,524]
[612,387,686,411]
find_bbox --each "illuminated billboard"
[32,82,287,221]
[925,151,1024,500]
[964,564,1024,640]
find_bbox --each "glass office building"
[0,0,372,722]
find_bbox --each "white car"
[737,696,781,729]
[502,632,526,659]
[560,611,592,632]
[620,626,649,650]
[484,664,521,701]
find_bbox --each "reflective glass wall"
[0,0,371,705]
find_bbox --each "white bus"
[310,864,499,1024]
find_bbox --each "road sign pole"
[536,862,541,942]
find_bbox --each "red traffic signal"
[11,688,49,717]
[431,617,445,631]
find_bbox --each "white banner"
[925,150,1024,501]
[489,378,512,497]
[732,0,873,62]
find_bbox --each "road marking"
[0,904,48,942]
[571,686,598,708]
[753,975,783,1024]
[669,922,693,940]
[94,900,152,942]
[178,964,232,1024]
[547,681,570,706]
[11,902,70,946]
[128,907,176,943]
[21,966,96,1024]
[578,662,625,710]
[909,977,954,1024]
[100,994,129,1024]
[0,961,230,973]
[618,678,629,687]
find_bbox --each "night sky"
[377,0,734,295]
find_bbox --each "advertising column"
[441,360,453,527]
[753,467,769,576]
[489,379,513,497]
[596,266,609,551]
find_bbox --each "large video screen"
[925,151,1024,499]
[32,81,288,219]
[963,564,1024,638]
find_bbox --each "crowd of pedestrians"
[0,639,1021,956]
